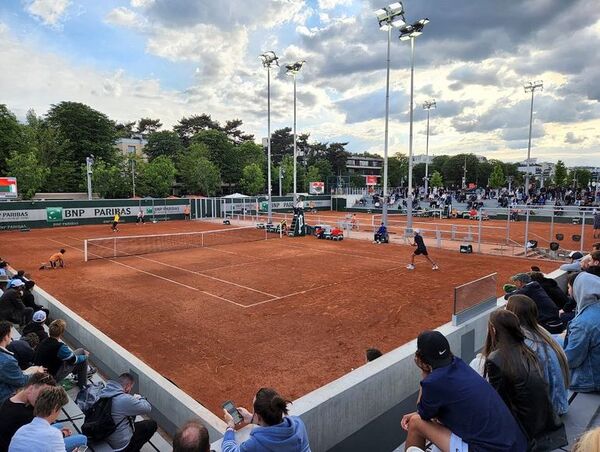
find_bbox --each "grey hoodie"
[99,380,152,450]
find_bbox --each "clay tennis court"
[0,217,579,415]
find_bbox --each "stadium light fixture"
[374,2,406,227]
[423,99,436,195]
[399,16,429,233]
[523,80,543,198]
[286,60,306,206]
[260,51,279,223]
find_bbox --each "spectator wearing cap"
[4,272,26,290]
[0,280,33,327]
[22,311,48,344]
[560,251,585,272]
[20,281,48,319]
[563,271,600,392]
[401,330,527,452]
[0,262,7,278]
[505,273,564,334]
[0,321,45,405]
[7,333,39,370]
[173,420,211,452]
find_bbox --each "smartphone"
[222,400,244,425]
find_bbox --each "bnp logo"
[46,207,63,222]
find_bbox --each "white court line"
[70,236,276,298]
[278,241,402,264]
[47,239,248,308]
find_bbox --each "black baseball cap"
[417,331,453,369]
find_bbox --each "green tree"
[138,155,176,197]
[554,160,568,187]
[0,104,26,175]
[430,171,443,188]
[137,118,162,134]
[87,157,130,199]
[144,131,184,161]
[305,165,321,191]
[191,130,240,186]
[349,173,365,188]
[240,163,265,195]
[313,158,333,183]
[6,150,49,199]
[222,119,254,144]
[570,168,592,188]
[115,121,136,138]
[174,114,220,144]
[177,146,221,196]
[237,141,265,168]
[325,142,349,175]
[489,163,505,189]
[388,153,408,186]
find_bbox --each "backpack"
[81,394,127,441]
[75,382,105,413]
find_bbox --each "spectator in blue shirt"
[373,223,387,244]
[401,330,527,452]
[9,386,69,452]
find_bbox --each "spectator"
[483,310,565,450]
[401,330,527,451]
[506,295,570,415]
[20,281,49,319]
[572,426,600,452]
[22,311,48,344]
[560,251,585,273]
[0,262,7,278]
[0,372,56,452]
[34,320,92,390]
[0,280,33,327]
[0,321,45,405]
[373,222,387,244]
[222,387,311,452]
[505,273,564,334]
[8,386,70,452]
[528,271,570,309]
[365,348,382,362]
[563,271,600,392]
[97,372,157,451]
[584,250,600,277]
[173,420,210,452]
[5,272,26,290]
[7,333,39,370]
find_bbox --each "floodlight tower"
[400,17,429,233]
[285,60,306,205]
[374,2,406,227]
[423,99,436,195]
[524,80,543,198]
[260,51,279,223]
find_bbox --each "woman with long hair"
[222,387,311,452]
[506,295,570,415]
[483,310,566,451]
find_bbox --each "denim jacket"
[0,347,29,404]
[564,272,600,392]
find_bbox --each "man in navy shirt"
[407,229,438,270]
[401,330,528,452]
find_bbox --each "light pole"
[400,17,429,233]
[279,166,285,197]
[260,51,279,223]
[375,2,406,227]
[85,155,94,200]
[524,80,543,198]
[285,60,306,205]
[423,99,436,195]
[129,150,136,197]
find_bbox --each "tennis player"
[136,208,145,225]
[39,249,66,270]
[112,213,120,232]
[407,229,439,271]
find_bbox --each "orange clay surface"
[0,217,572,415]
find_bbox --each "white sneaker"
[432,264,439,270]
[406,264,415,270]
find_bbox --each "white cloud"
[24,0,71,27]
[105,7,142,29]
[318,0,352,11]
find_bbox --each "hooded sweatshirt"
[563,272,600,392]
[98,380,152,451]
[222,416,311,452]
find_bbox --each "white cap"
[414,229,421,234]
[11,279,25,287]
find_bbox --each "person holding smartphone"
[221,387,311,452]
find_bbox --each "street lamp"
[374,2,405,228]
[399,17,429,233]
[524,80,543,198]
[260,51,279,223]
[85,155,94,200]
[423,99,436,195]
[285,60,306,205]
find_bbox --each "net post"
[477,212,483,253]
[84,240,88,262]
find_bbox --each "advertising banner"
[365,175,379,186]
[309,182,325,194]
[0,177,18,199]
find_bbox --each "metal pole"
[86,157,93,200]
[406,36,415,233]
[581,211,586,252]
[267,66,273,223]
[293,74,297,204]
[424,108,430,195]
[506,205,511,246]
[279,167,283,197]
[524,208,531,256]
[131,158,136,197]
[382,26,391,227]
[525,88,535,198]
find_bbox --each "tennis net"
[84,226,270,261]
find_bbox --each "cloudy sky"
[1,0,600,166]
